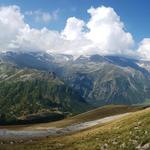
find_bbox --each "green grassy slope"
[0,105,143,130]
[1,106,150,150]
[35,105,145,128]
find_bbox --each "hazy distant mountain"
[61,55,150,105]
[1,51,150,107]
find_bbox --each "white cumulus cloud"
[85,6,134,55]
[0,5,149,59]
[137,38,150,60]
[60,6,135,56]
[0,5,25,51]
[61,17,85,40]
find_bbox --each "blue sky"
[0,0,150,42]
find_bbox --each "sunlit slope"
[2,107,150,150]
[30,105,144,128]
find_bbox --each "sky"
[0,0,150,59]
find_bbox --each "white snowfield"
[0,113,129,139]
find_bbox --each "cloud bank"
[0,5,149,59]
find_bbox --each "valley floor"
[0,113,129,139]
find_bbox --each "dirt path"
[0,113,130,139]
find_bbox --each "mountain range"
[0,51,150,123]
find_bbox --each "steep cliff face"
[62,60,150,106]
